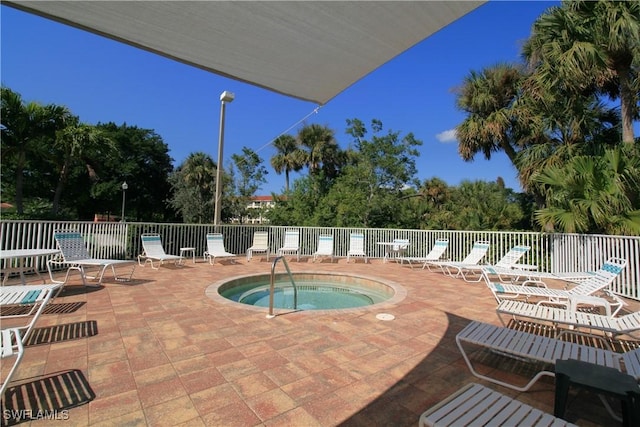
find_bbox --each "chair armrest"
[521,279,547,288]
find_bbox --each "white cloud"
[435,129,457,143]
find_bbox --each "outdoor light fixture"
[121,181,128,222]
[214,91,235,226]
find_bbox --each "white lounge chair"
[313,234,334,262]
[456,320,640,392]
[346,232,367,263]
[483,265,596,284]
[48,230,136,286]
[277,229,300,261]
[496,299,640,341]
[1,328,25,396]
[485,257,627,315]
[447,245,530,281]
[246,231,269,261]
[0,283,63,344]
[203,233,236,265]
[424,240,490,280]
[138,233,183,269]
[419,382,577,427]
[399,238,448,269]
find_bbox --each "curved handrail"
[267,256,298,318]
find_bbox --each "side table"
[179,247,196,264]
[554,359,640,426]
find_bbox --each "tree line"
[1,1,638,235]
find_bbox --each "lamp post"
[121,181,128,222]
[214,90,235,226]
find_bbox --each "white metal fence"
[1,220,638,301]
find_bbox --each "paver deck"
[1,257,634,426]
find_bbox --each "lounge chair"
[312,234,334,262]
[424,240,490,280]
[446,245,530,282]
[277,229,300,261]
[484,265,595,284]
[419,382,577,427]
[1,328,25,396]
[485,257,627,315]
[398,238,448,269]
[496,299,640,341]
[0,283,63,344]
[456,320,640,392]
[138,233,183,269]
[346,232,367,263]
[48,230,136,287]
[203,233,236,265]
[246,231,269,261]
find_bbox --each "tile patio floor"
[1,256,635,426]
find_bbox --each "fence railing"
[1,220,638,301]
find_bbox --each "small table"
[554,359,639,426]
[0,249,61,285]
[376,242,409,263]
[179,247,196,264]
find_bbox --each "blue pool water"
[218,274,395,310]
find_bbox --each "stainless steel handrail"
[267,256,298,318]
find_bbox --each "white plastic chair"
[138,234,183,269]
[346,233,367,263]
[246,231,269,261]
[278,230,300,261]
[1,328,25,396]
[313,235,334,262]
[203,233,236,265]
[399,238,448,269]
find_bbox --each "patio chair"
[312,234,334,262]
[456,320,640,392]
[496,299,640,341]
[484,257,627,315]
[246,231,269,262]
[203,233,236,265]
[483,264,596,285]
[0,283,63,344]
[138,233,183,269]
[419,382,577,427]
[346,232,367,263]
[48,230,136,287]
[398,238,448,269]
[441,245,530,282]
[277,229,300,261]
[424,240,490,280]
[1,328,25,396]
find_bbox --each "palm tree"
[455,63,526,165]
[297,124,342,177]
[1,87,72,214]
[270,134,304,192]
[534,145,640,235]
[523,0,639,143]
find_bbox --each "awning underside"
[6,1,485,105]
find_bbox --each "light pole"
[121,181,128,222]
[214,90,235,226]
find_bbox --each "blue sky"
[3,1,622,195]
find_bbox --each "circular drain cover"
[376,313,395,321]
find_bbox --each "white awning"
[5,1,485,105]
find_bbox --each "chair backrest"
[494,245,530,268]
[568,257,627,296]
[349,233,365,252]
[316,235,333,254]
[282,230,299,249]
[54,231,92,261]
[425,238,449,258]
[141,234,168,257]
[392,238,409,251]
[250,231,269,250]
[460,241,490,265]
[206,233,228,254]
